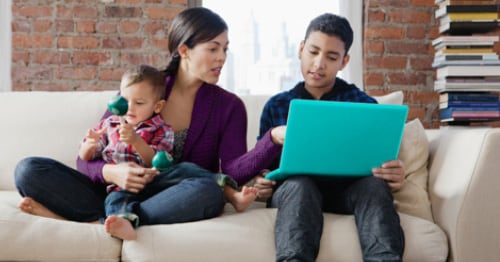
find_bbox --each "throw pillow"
[393,118,433,221]
[373,90,404,105]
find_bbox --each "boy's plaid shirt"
[91,114,174,167]
[258,78,377,140]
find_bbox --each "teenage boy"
[254,13,405,262]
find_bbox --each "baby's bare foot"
[232,186,258,212]
[105,215,137,240]
[18,197,65,220]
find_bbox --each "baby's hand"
[85,127,106,145]
[80,127,107,160]
[119,123,139,145]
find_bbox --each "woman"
[14,7,279,239]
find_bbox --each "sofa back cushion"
[0,91,116,190]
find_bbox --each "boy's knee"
[352,177,393,203]
[275,176,320,201]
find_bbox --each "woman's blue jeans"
[269,175,405,262]
[104,163,225,225]
[14,157,225,224]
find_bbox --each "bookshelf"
[433,0,500,124]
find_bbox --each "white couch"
[1,90,499,261]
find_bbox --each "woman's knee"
[188,176,224,218]
[14,157,46,185]
[173,162,214,179]
[175,161,200,171]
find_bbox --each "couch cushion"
[122,202,447,262]
[394,118,433,221]
[0,191,122,261]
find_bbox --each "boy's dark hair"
[304,13,353,55]
[122,64,165,100]
[163,7,228,76]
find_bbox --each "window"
[0,0,12,92]
[202,0,362,95]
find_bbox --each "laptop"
[265,99,408,181]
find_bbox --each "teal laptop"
[265,99,408,181]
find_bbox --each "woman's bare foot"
[229,186,258,212]
[105,215,137,240]
[18,197,66,220]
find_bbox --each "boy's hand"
[253,169,276,200]
[119,122,140,145]
[372,159,405,192]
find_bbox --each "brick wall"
[364,0,440,128]
[11,0,187,92]
[11,0,441,128]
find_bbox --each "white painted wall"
[339,0,364,89]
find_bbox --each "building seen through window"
[203,0,339,95]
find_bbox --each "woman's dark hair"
[304,13,353,55]
[163,7,228,76]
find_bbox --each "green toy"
[152,151,174,171]
[107,95,128,124]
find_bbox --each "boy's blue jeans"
[269,175,405,262]
[15,157,224,224]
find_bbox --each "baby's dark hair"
[121,64,165,100]
[163,7,228,76]
[304,13,353,55]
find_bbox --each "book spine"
[440,108,500,120]
[443,5,500,13]
[445,12,499,21]
[437,65,500,78]
[440,92,500,102]
[440,21,499,34]
[435,54,499,61]
[438,0,499,5]
[440,101,500,108]
[440,106,500,111]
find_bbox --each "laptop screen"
[266,99,408,180]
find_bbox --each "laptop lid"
[265,99,408,181]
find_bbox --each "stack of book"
[433,0,500,124]
[433,35,500,92]
[439,92,500,122]
[436,0,500,35]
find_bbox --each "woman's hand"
[372,159,405,192]
[253,169,276,200]
[103,162,159,193]
[270,126,286,145]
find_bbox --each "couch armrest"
[427,126,500,262]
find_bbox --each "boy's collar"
[292,78,348,100]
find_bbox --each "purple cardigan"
[77,76,281,185]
